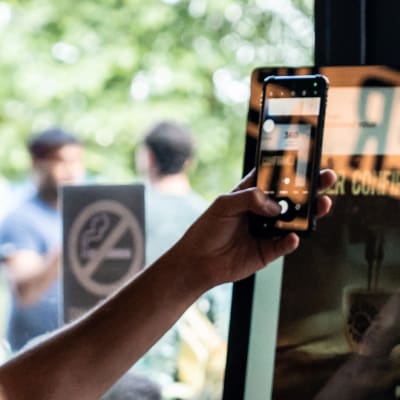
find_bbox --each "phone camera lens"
[313,82,318,87]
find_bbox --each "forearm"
[0,243,208,400]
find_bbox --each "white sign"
[68,199,144,297]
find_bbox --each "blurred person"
[0,179,13,226]
[0,177,33,227]
[0,127,85,351]
[0,169,336,399]
[136,120,208,265]
[135,121,232,393]
[102,372,162,400]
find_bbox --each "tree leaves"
[0,0,313,198]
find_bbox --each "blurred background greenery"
[0,0,316,397]
[0,0,314,199]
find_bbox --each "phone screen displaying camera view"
[252,75,328,236]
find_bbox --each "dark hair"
[144,121,194,175]
[102,373,162,400]
[28,127,81,159]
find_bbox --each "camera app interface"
[256,83,321,230]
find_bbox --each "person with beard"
[0,128,85,351]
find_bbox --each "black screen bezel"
[250,74,328,237]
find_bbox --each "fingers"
[316,170,336,217]
[316,195,333,218]
[226,168,336,218]
[274,233,300,257]
[231,169,256,192]
[234,168,336,193]
[263,233,300,264]
[319,169,337,191]
[214,187,281,217]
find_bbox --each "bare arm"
[0,169,336,400]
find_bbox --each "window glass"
[0,1,314,398]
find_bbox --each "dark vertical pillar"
[221,276,254,399]
[315,0,400,65]
[366,1,400,64]
[315,0,366,65]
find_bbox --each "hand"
[177,168,336,288]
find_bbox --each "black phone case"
[249,74,328,238]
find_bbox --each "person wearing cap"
[0,127,85,351]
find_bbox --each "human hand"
[176,168,336,288]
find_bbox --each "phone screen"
[254,76,327,233]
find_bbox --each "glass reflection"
[247,66,400,400]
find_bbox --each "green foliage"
[0,0,314,199]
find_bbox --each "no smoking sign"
[62,184,145,323]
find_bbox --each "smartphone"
[249,74,329,237]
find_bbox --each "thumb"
[213,187,281,217]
